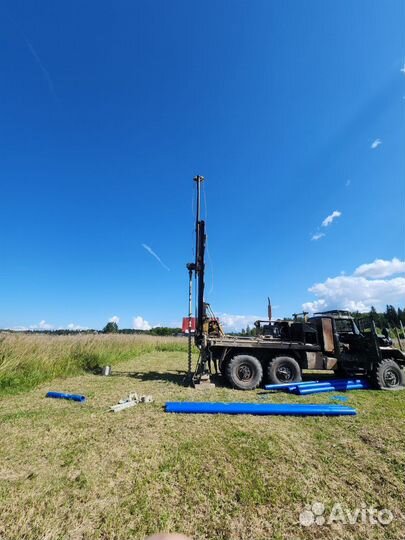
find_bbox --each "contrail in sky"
[141,244,170,271]
[24,37,57,100]
[3,9,57,101]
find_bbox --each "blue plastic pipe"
[264,380,319,390]
[293,380,369,388]
[294,385,370,396]
[46,391,86,402]
[165,402,356,416]
[291,382,369,392]
[283,382,361,393]
[264,378,366,391]
[294,379,366,387]
[299,379,366,388]
[297,383,369,396]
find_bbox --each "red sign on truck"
[182,317,196,334]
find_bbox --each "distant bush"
[102,321,119,333]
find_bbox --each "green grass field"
[0,333,189,395]
[1,337,405,539]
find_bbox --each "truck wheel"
[267,356,302,384]
[225,355,263,390]
[372,358,404,390]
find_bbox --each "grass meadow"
[0,334,405,539]
[0,333,188,395]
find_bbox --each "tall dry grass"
[0,333,188,395]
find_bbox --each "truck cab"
[308,311,405,389]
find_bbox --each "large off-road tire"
[371,358,404,390]
[225,355,263,390]
[267,356,302,385]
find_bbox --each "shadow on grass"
[95,369,228,388]
[108,369,187,386]
[131,370,188,385]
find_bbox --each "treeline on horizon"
[356,305,405,329]
[0,325,182,337]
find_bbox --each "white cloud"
[39,320,53,330]
[354,258,405,279]
[141,244,170,271]
[66,323,88,331]
[321,210,342,228]
[29,320,54,330]
[302,298,328,314]
[311,232,325,241]
[10,325,29,332]
[371,138,382,149]
[218,313,262,332]
[133,316,152,331]
[109,315,120,324]
[8,321,87,331]
[303,258,405,314]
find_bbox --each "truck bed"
[207,335,321,351]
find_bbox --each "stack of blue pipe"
[165,401,356,416]
[264,378,370,395]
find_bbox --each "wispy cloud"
[311,232,325,241]
[24,38,56,100]
[345,179,351,187]
[141,244,170,271]
[370,138,382,149]
[310,210,342,242]
[322,210,342,228]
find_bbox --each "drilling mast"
[186,175,212,386]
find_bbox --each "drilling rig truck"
[186,176,405,391]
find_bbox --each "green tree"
[102,321,118,333]
[370,305,378,321]
[386,305,399,327]
[369,306,382,328]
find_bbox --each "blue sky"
[1,1,404,331]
